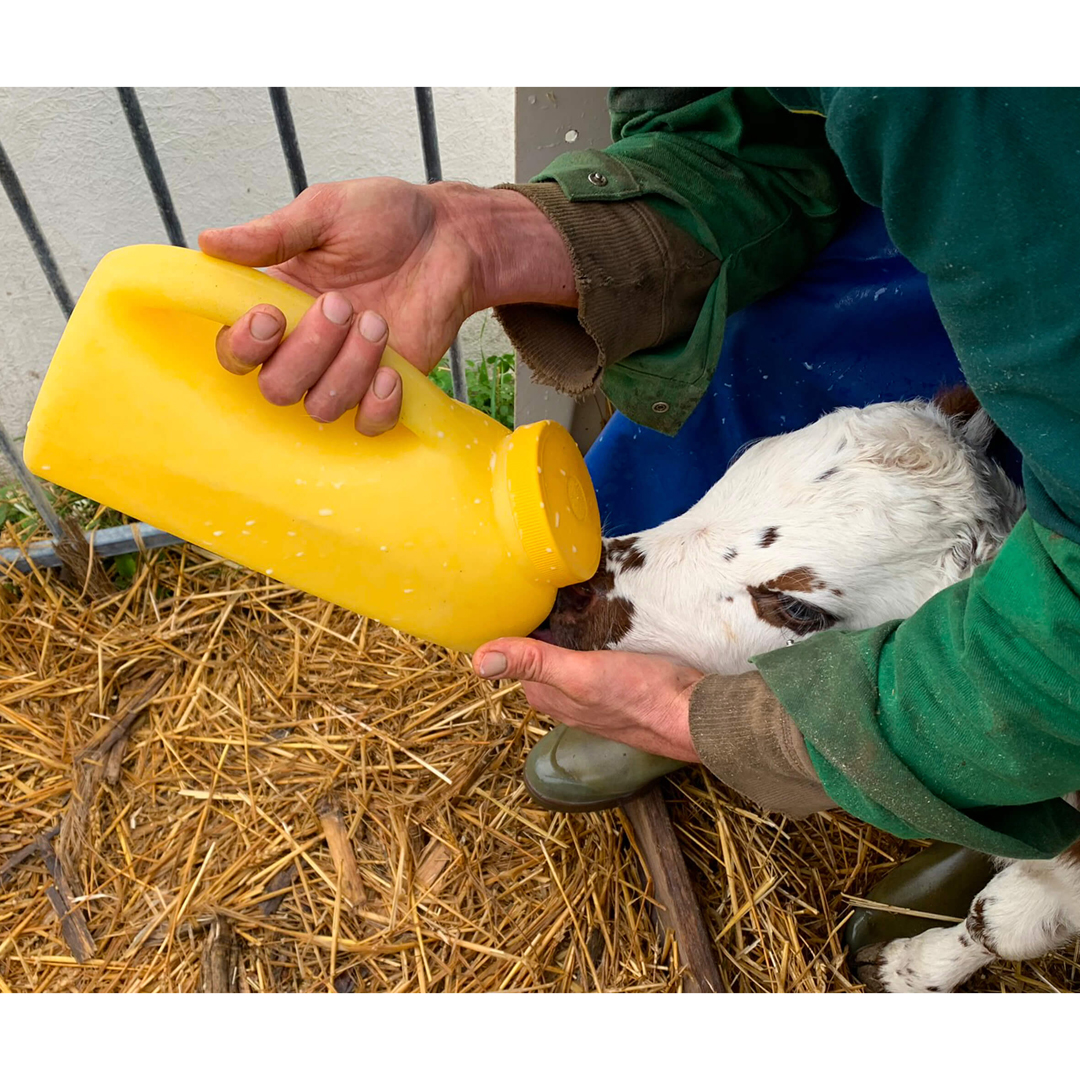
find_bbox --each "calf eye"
[776,595,836,634]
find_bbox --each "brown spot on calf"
[759,527,780,548]
[760,567,826,594]
[746,567,837,634]
[607,536,647,571]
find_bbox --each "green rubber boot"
[845,842,996,959]
[524,724,684,812]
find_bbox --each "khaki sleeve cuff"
[689,670,836,819]
[492,182,719,396]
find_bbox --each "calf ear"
[945,523,993,578]
[934,384,981,422]
[959,409,996,453]
[933,385,995,453]
[945,477,1026,579]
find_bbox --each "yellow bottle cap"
[502,421,602,587]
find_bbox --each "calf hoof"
[524,725,684,812]
[845,842,995,959]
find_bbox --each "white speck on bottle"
[295,478,306,485]
[380,545,388,552]
[40,465,50,471]
[443,562,449,568]
[572,545,578,554]
[537,466,543,474]
[403,588,414,594]
[331,480,344,490]
[474,498,482,504]
[295,552,304,558]
[545,547,553,553]
[437,431,445,438]
[555,512,560,527]
[319,508,333,516]
[213,531,223,537]
[287,531,296,537]
[266,568,273,575]
[560,469,566,476]
[539,502,545,509]
[241,530,250,536]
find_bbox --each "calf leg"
[855,851,1080,992]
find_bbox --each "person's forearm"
[429,182,578,311]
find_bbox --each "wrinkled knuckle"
[519,643,547,683]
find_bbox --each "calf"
[550,394,1080,992]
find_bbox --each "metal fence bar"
[414,87,444,185]
[269,88,308,197]
[117,88,187,248]
[413,87,468,405]
[0,139,74,318]
[0,420,65,541]
[0,523,181,574]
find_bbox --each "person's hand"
[199,178,575,435]
[473,638,704,761]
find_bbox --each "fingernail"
[372,368,398,400]
[478,652,507,678]
[359,310,387,343]
[322,292,352,325]
[250,312,282,341]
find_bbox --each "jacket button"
[587,171,608,187]
[652,401,669,414]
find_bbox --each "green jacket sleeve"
[755,89,1080,859]
[533,88,855,432]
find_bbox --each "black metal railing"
[0,86,469,571]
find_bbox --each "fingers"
[303,311,394,429]
[473,638,587,695]
[255,292,354,406]
[198,184,336,268]
[215,305,285,374]
[215,294,402,434]
[354,365,401,436]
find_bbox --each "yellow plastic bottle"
[23,245,601,652]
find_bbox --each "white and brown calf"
[550,392,1080,992]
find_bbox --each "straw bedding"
[1,544,1078,992]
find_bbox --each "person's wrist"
[428,182,577,311]
[660,665,705,763]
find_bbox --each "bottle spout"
[491,421,602,588]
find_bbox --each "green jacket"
[537,88,1080,859]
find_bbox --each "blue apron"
[585,205,1013,538]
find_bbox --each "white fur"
[557,398,1080,992]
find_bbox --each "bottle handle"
[105,245,461,443]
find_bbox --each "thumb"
[198,188,332,267]
[473,637,580,688]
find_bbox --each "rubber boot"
[845,841,996,958]
[524,724,684,812]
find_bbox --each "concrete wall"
[511,87,611,450]
[0,86,514,441]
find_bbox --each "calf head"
[550,397,1024,675]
